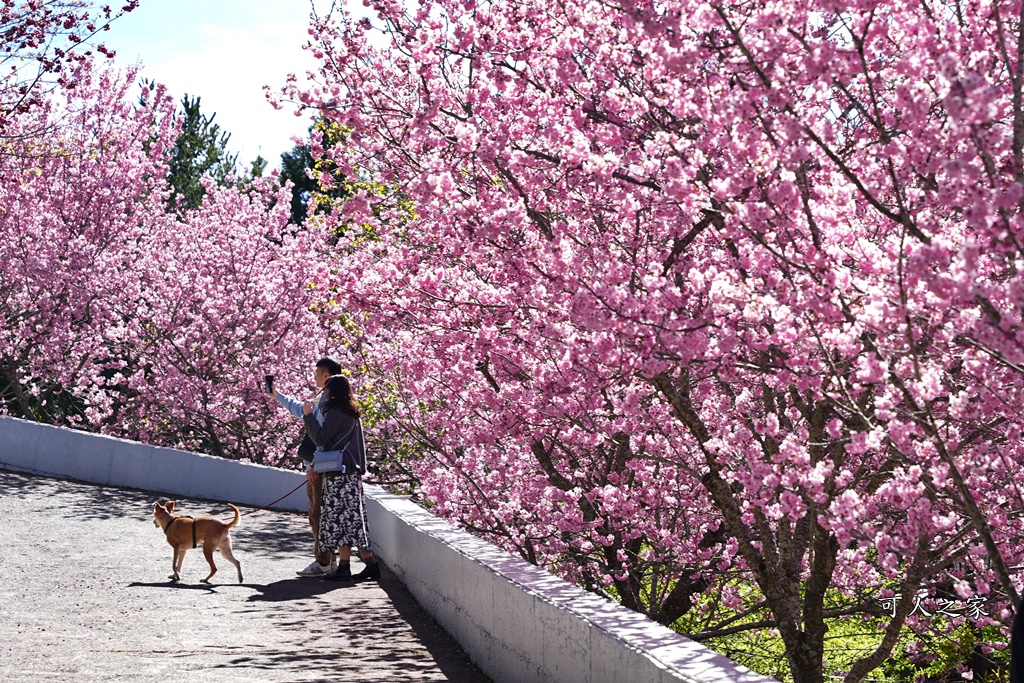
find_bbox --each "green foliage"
[165,92,238,211]
[281,119,415,238]
[672,580,1010,682]
[279,119,354,225]
[138,79,247,212]
[355,377,429,496]
[248,154,268,181]
[673,581,792,680]
[279,138,317,225]
[881,622,1008,682]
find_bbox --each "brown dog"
[152,501,243,584]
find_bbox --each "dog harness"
[163,516,198,549]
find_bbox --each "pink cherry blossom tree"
[0,0,139,125]
[0,63,346,467]
[289,0,1024,679]
[0,65,173,425]
[117,175,346,465]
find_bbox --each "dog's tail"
[227,503,240,528]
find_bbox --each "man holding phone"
[266,356,343,577]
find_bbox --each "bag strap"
[324,421,357,452]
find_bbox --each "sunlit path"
[0,469,490,683]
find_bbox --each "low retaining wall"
[0,415,773,683]
[367,491,774,683]
[0,415,308,511]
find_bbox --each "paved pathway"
[0,469,491,682]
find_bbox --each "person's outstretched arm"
[274,390,305,418]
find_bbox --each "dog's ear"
[166,501,175,512]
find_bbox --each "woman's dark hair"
[316,356,342,376]
[323,375,360,417]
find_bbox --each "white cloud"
[104,0,332,168]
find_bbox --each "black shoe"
[323,565,352,581]
[353,562,381,582]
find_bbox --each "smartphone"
[264,374,274,394]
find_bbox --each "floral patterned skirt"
[318,474,371,553]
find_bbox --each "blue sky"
[103,0,337,169]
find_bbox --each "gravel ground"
[0,468,490,683]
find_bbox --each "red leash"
[221,479,307,521]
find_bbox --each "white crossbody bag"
[310,422,357,474]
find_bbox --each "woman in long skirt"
[302,374,380,582]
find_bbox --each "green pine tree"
[166,93,239,211]
[248,154,268,180]
[279,140,317,225]
[138,79,243,212]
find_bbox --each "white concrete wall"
[0,415,775,683]
[0,415,308,511]
[365,490,773,683]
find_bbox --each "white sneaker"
[296,561,330,578]
[329,558,338,573]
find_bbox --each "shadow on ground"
[0,468,312,563]
[0,467,491,682]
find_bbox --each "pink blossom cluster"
[285,0,1024,679]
